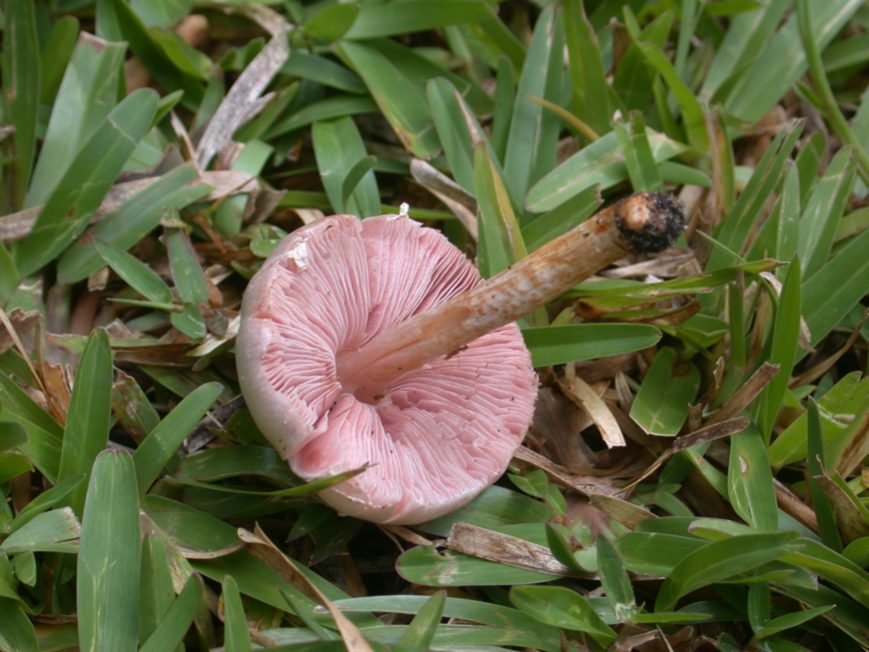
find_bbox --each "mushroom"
[237,192,684,524]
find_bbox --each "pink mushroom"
[237,193,684,524]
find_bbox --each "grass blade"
[3,0,40,208]
[0,600,37,652]
[728,424,777,531]
[526,129,687,213]
[723,0,862,122]
[474,146,525,279]
[503,6,563,206]
[133,382,223,493]
[57,330,113,516]
[337,41,441,159]
[15,88,159,275]
[629,347,700,436]
[0,507,80,554]
[57,164,210,284]
[166,224,209,306]
[806,399,842,551]
[312,117,381,217]
[427,78,483,192]
[564,0,610,136]
[756,259,802,441]
[797,147,856,278]
[510,586,616,646]
[596,535,636,621]
[707,123,802,271]
[702,0,790,100]
[632,39,709,152]
[77,450,141,652]
[139,534,178,643]
[222,575,253,652]
[25,35,126,207]
[345,1,492,39]
[523,324,661,367]
[95,239,173,305]
[613,111,663,191]
[397,590,446,649]
[139,577,200,652]
[802,227,869,347]
[655,532,801,611]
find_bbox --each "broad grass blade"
[564,0,611,136]
[3,0,40,208]
[654,532,801,611]
[629,346,700,437]
[802,227,869,347]
[138,577,200,652]
[26,36,126,207]
[614,111,663,191]
[797,147,856,278]
[345,1,492,39]
[337,41,441,159]
[526,129,686,212]
[510,586,616,645]
[222,575,253,652]
[95,239,173,304]
[503,7,563,206]
[756,258,801,440]
[0,506,79,555]
[133,382,223,493]
[58,164,209,284]
[139,534,178,643]
[57,330,113,516]
[523,324,662,367]
[723,0,863,122]
[0,600,37,652]
[312,117,380,217]
[707,124,802,271]
[728,424,777,531]
[396,590,446,649]
[15,89,159,275]
[474,146,525,279]
[77,450,141,652]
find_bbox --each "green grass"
[1,1,868,650]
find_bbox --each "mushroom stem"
[337,192,684,399]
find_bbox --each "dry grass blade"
[790,309,869,388]
[0,172,255,243]
[625,416,750,490]
[238,525,375,652]
[707,362,780,424]
[0,307,46,396]
[559,365,625,448]
[409,158,478,237]
[196,30,290,169]
[513,446,623,497]
[774,479,819,534]
[446,522,579,576]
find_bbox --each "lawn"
[0,1,867,651]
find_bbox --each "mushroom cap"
[237,214,537,524]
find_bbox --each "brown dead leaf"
[196,30,290,170]
[707,362,779,424]
[560,365,625,448]
[513,446,623,497]
[813,474,869,544]
[446,523,581,577]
